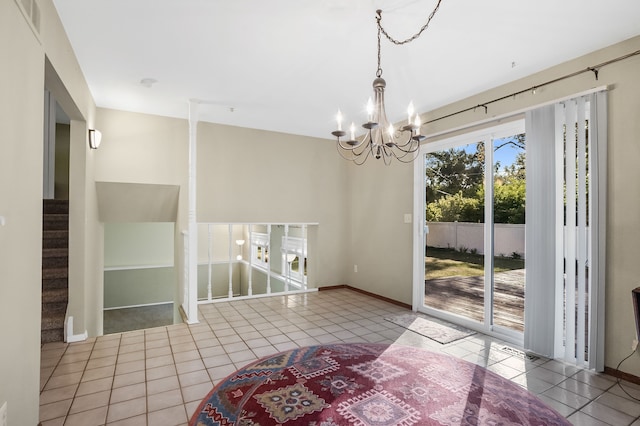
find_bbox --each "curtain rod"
[425,49,640,125]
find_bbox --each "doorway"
[414,121,526,343]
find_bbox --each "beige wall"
[196,122,350,287]
[0,2,45,424]
[0,0,96,423]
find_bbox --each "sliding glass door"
[415,121,525,341]
[423,141,486,325]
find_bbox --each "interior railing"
[193,223,316,303]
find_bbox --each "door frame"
[412,120,525,345]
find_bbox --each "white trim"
[484,133,495,331]
[104,301,173,311]
[186,101,199,324]
[200,222,320,226]
[64,316,88,343]
[412,152,426,312]
[197,288,318,304]
[104,264,174,272]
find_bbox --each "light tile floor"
[40,289,640,426]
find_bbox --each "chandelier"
[331,1,443,165]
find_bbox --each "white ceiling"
[52,0,640,139]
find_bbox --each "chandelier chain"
[376,0,443,46]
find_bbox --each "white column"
[207,224,212,301]
[302,224,307,290]
[186,100,199,323]
[284,224,290,292]
[228,224,233,298]
[248,224,253,296]
[267,224,272,294]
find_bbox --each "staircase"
[42,199,69,343]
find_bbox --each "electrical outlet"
[0,401,7,426]
[354,264,358,273]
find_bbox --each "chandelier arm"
[336,143,357,161]
[376,0,443,46]
[393,135,420,151]
[393,146,422,163]
[387,141,415,159]
[353,145,374,166]
[381,145,392,166]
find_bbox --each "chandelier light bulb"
[388,124,394,137]
[366,97,374,122]
[407,101,415,123]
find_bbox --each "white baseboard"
[64,316,88,343]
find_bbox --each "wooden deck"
[424,269,525,332]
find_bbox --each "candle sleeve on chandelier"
[366,98,374,122]
[414,115,421,135]
[350,122,356,140]
[407,101,415,123]
[336,110,343,131]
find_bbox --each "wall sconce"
[88,129,102,149]
[236,239,245,261]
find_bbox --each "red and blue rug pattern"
[190,343,571,425]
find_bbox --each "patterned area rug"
[190,343,571,426]
[384,313,475,344]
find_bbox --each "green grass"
[425,246,524,279]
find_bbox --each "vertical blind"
[524,91,607,371]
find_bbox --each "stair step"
[43,288,68,304]
[43,247,68,258]
[43,214,69,231]
[41,312,65,331]
[43,277,68,290]
[41,328,64,344]
[42,200,69,344]
[43,199,69,215]
[42,267,68,280]
[43,231,69,249]
[42,249,68,269]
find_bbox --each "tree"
[426,192,483,222]
[425,135,526,224]
[425,147,483,204]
